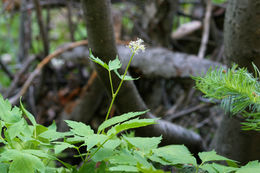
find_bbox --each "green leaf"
[6,119,26,139]
[53,142,75,154]
[103,138,121,150]
[98,110,149,133]
[78,161,96,173]
[89,49,109,70]
[123,136,162,153]
[137,163,166,173]
[237,161,260,173]
[23,149,56,160]
[109,165,139,172]
[199,150,236,164]
[0,95,22,123]
[199,164,218,173]
[148,155,170,166]
[108,55,122,71]
[107,118,158,136]
[65,120,94,137]
[91,148,114,162]
[20,98,36,126]
[211,163,238,173]
[0,163,8,173]
[114,69,140,81]
[39,129,71,141]
[152,145,197,166]
[109,151,137,165]
[108,148,151,168]
[2,150,44,173]
[83,134,107,150]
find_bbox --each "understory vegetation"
[0,40,260,172]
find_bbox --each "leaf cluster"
[1,50,260,172]
[2,94,259,173]
[193,64,260,130]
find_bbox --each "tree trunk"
[18,0,32,62]
[80,0,203,153]
[140,0,178,47]
[211,0,260,164]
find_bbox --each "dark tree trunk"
[211,0,260,164]
[18,0,32,62]
[80,0,203,153]
[140,0,178,47]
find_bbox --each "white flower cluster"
[128,38,145,54]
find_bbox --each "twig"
[66,0,75,42]
[164,94,186,116]
[197,0,212,59]
[9,40,88,104]
[164,103,211,121]
[0,58,14,80]
[33,0,49,55]
[5,55,36,98]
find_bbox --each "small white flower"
[128,38,145,54]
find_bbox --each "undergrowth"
[0,39,259,172]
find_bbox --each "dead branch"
[9,40,88,104]
[0,58,14,80]
[198,0,212,59]
[32,0,49,56]
[5,55,36,98]
[171,20,202,40]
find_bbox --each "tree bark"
[211,0,260,164]
[81,0,203,153]
[18,0,32,62]
[141,0,178,47]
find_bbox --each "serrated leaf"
[7,119,26,139]
[98,110,149,133]
[199,164,218,173]
[148,155,170,166]
[109,165,139,172]
[20,99,36,126]
[65,120,94,137]
[0,95,22,123]
[78,161,95,173]
[91,148,114,162]
[53,142,75,154]
[108,55,122,71]
[2,150,44,173]
[114,69,140,81]
[133,151,154,168]
[109,152,137,165]
[199,150,236,164]
[83,134,107,150]
[211,163,238,173]
[23,149,57,160]
[123,136,162,152]
[137,163,166,173]
[107,118,157,136]
[39,130,71,141]
[89,49,109,70]
[103,138,121,149]
[152,145,197,166]
[237,161,260,173]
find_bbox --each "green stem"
[85,137,111,162]
[101,51,136,134]
[108,70,114,95]
[75,147,85,162]
[114,51,135,97]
